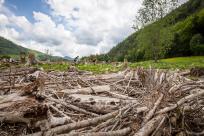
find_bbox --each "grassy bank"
[130,56,204,69]
[37,63,123,74]
[30,56,204,73]
[77,64,122,74]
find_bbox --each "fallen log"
[143,94,164,124]
[0,83,29,90]
[58,85,135,100]
[69,94,138,105]
[48,110,71,128]
[26,105,130,136]
[50,105,73,122]
[134,115,165,136]
[0,112,30,125]
[0,67,39,77]
[47,97,99,117]
[72,102,118,114]
[151,116,166,136]
[57,127,131,136]
[0,81,74,90]
[168,82,197,94]
[83,72,125,82]
[91,118,114,132]
[59,85,109,95]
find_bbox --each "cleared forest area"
[0,65,204,136]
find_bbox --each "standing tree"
[133,0,179,30]
[45,49,49,61]
[45,49,52,62]
[133,0,179,62]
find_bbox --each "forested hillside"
[0,36,65,61]
[0,37,29,55]
[107,0,204,62]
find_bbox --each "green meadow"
[35,56,204,73]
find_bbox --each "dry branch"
[143,93,164,124]
[156,89,204,114]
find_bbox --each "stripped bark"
[58,85,135,100]
[69,94,137,105]
[57,127,131,136]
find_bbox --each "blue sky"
[5,0,50,22]
[0,0,185,57]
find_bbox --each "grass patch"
[17,56,204,73]
[37,63,69,71]
[129,56,204,69]
[37,63,122,74]
[77,64,122,74]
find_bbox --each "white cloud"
[0,27,20,39]
[46,0,143,55]
[0,0,143,57]
[0,14,8,25]
[0,0,4,5]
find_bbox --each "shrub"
[190,33,204,55]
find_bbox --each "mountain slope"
[64,56,73,60]
[0,36,64,61]
[107,0,204,62]
[0,37,29,55]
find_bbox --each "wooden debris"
[0,67,204,136]
[190,67,204,77]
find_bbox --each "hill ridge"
[107,0,204,62]
[0,36,66,61]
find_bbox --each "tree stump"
[27,53,37,65]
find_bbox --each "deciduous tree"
[133,0,179,62]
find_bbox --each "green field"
[2,56,203,73]
[130,56,204,69]
[35,56,204,73]
[37,63,123,74]
[77,64,123,74]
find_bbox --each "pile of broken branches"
[0,66,204,136]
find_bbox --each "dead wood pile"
[0,66,204,136]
